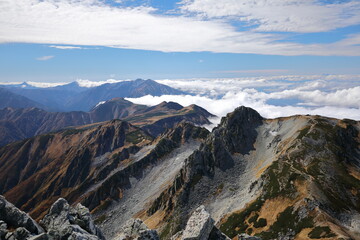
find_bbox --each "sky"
[0,0,359,121]
[0,0,360,81]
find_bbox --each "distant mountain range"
[0,98,214,146]
[1,79,187,111]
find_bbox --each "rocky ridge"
[0,99,213,146]
[141,107,360,239]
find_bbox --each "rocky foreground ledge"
[0,195,104,240]
[1,195,259,240]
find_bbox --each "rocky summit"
[0,105,359,240]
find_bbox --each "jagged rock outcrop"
[0,196,103,240]
[0,195,43,237]
[171,205,230,240]
[145,106,360,239]
[116,219,159,240]
[40,198,104,240]
[181,205,214,240]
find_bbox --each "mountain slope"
[5,79,188,111]
[65,79,187,111]
[0,88,46,110]
[0,120,153,220]
[0,120,209,231]
[1,105,358,240]
[0,99,213,146]
[142,107,360,240]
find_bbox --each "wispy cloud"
[48,45,100,50]
[0,0,359,56]
[36,55,54,61]
[180,0,360,33]
[215,69,288,74]
[49,45,83,50]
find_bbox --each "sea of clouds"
[125,75,360,125]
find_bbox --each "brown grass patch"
[252,197,293,233]
[294,228,313,240]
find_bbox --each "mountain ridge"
[0,98,214,146]
[3,79,188,112]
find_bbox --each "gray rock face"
[116,219,159,240]
[13,227,31,240]
[40,198,104,240]
[0,196,104,240]
[0,196,43,235]
[181,205,214,240]
[170,205,230,240]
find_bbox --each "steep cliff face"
[93,123,209,239]
[144,107,360,240]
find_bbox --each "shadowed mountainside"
[0,88,47,110]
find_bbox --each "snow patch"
[94,101,106,108]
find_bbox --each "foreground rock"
[116,218,159,240]
[0,196,104,240]
[40,198,104,240]
[171,205,230,240]
[181,205,214,240]
[0,195,43,239]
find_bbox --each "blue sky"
[0,0,360,82]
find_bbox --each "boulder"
[27,233,49,240]
[0,220,8,239]
[40,198,104,240]
[181,205,214,240]
[13,227,31,240]
[0,196,43,235]
[116,218,159,240]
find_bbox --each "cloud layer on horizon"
[126,75,360,124]
[1,0,360,56]
[0,75,359,122]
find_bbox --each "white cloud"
[75,78,131,87]
[155,75,360,95]
[49,45,83,49]
[0,0,360,55]
[36,55,54,61]
[215,69,289,74]
[180,0,360,33]
[126,76,360,124]
[126,92,360,126]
